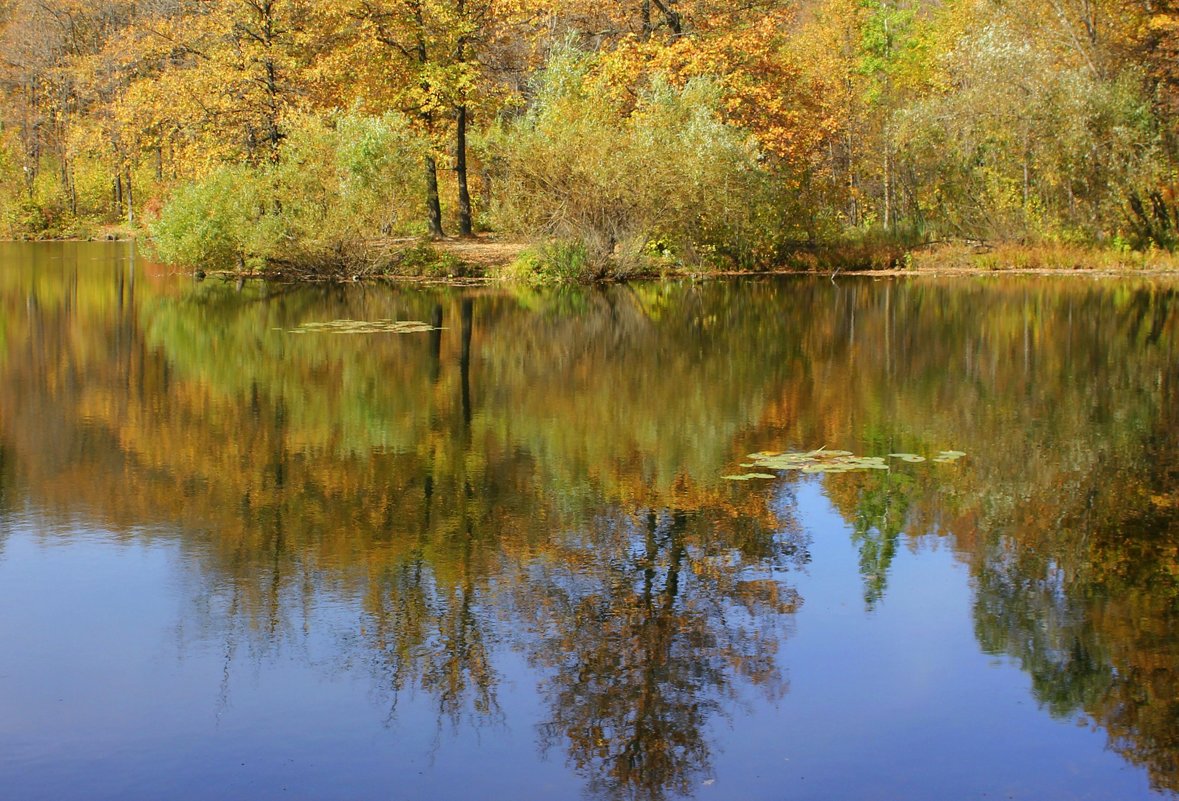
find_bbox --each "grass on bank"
[487,238,1179,284]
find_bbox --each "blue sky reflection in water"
[0,242,1175,801]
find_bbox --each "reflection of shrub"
[484,45,766,274]
[151,110,425,274]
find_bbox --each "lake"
[0,242,1176,800]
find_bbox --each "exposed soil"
[432,237,526,266]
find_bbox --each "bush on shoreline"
[483,46,771,282]
[150,111,424,276]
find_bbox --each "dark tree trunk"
[425,153,445,238]
[126,169,134,224]
[651,0,681,34]
[453,0,473,237]
[455,105,473,236]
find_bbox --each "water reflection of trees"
[968,370,1179,794]
[522,508,804,801]
[0,258,807,796]
[811,280,1179,794]
[2,252,1179,797]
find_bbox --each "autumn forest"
[2,0,1179,278]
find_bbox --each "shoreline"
[197,264,1179,286]
[9,237,1179,282]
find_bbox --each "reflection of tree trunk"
[429,304,443,383]
[423,469,433,529]
[1148,294,1171,346]
[460,298,473,428]
[272,397,286,490]
[269,507,285,636]
[665,512,686,605]
[642,511,658,610]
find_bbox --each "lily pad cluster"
[724,449,966,480]
[288,319,439,335]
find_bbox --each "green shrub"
[268,111,425,267]
[504,240,596,284]
[393,242,464,277]
[150,110,425,275]
[483,45,767,274]
[150,165,275,270]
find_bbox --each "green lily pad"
[889,453,927,463]
[723,473,778,481]
[733,445,967,481]
[741,448,895,476]
[290,319,440,335]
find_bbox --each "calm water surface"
[0,242,1177,800]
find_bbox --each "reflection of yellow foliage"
[3,253,1179,791]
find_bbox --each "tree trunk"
[453,0,473,237]
[651,0,682,34]
[425,154,445,238]
[455,105,473,236]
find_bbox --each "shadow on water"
[1,242,1178,798]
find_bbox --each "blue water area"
[0,242,1176,800]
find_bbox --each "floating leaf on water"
[934,450,967,463]
[889,453,927,463]
[290,319,440,335]
[723,473,777,481]
[742,449,895,475]
[734,445,968,481]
